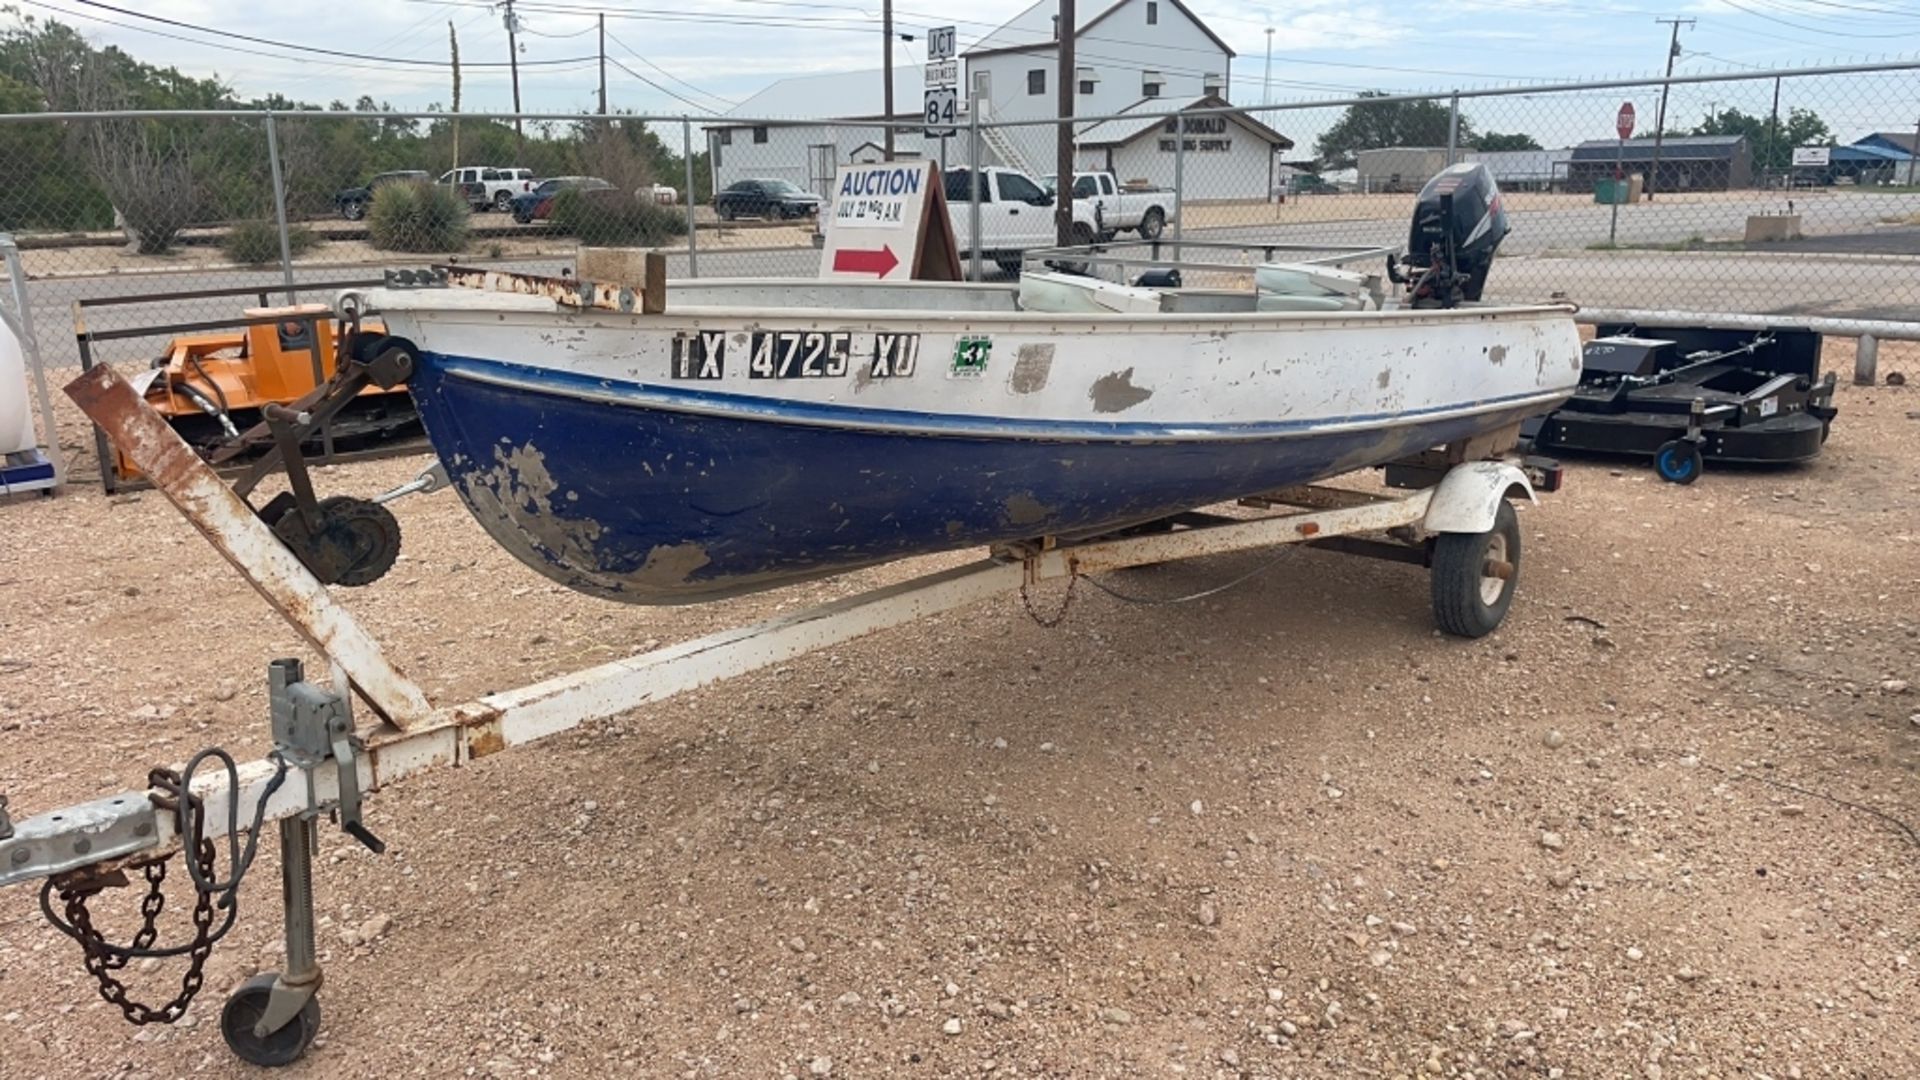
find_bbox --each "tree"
[1692,106,1832,173]
[1474,131,1542,152]
[1314,92,1473,168]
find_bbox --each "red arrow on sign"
[832,245,899,277]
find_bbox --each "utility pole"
[450,22,462,172]
[1263,28,1273,107]
[500,0,525,155]
[598,13,606,116]
[1646,16,1692,202]
[883,0,895,159]
[1056,0,1075,246]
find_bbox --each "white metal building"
[704,68,939,197]
[1075,95,1294,201]
[965,0,1235,178]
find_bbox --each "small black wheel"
[341,200,365,222]
[1654,439,1703,485]
[220,973,320,1067]
[272,496,403,586]
[1430,500,1521,639]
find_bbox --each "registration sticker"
[950,335,991,378]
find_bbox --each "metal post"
[1055,0,1077,247]
[1910,115,1920,186]
[1609,135,1624,245]
[1445,91,1460,167]
[1,237,65,488]
[597,14,607,116]
[1172,108,1185,259]
[1854,333,1879,386]
[263,113,297,303]
[682,118,699,279]
[969,88,983,282]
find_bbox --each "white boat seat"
[1018,271,1164,314]
[1255,262,1379,312]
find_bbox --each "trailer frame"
[1,361,1549,1066]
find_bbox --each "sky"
[11,0,1920,145]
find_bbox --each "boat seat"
[1254,262,1379,312]
[1018,271,1164,314]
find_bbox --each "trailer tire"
[220,973,321,1067]
[1430,500,1520,638]
[1654,439,1702,484]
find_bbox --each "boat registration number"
[668,330,921,380]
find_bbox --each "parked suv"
[440,166,538,212]
[333,170,429,221]
[714,178,821,220]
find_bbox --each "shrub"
[366,179,470,253]
[550,188,687,247]
[221,219,320,265]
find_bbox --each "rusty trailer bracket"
[64,365,432,730]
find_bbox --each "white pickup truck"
[1042,171,1178,241]
[940,167,1109,274]
[439,166,538,212]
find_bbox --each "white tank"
[0,318,36,455]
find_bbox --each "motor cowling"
[1401,163,1509,307]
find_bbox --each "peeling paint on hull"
[409,353,1560,605]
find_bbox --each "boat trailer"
[0,359,1559,1066]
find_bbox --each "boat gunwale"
[354,286,1579,333]
[428,355,1574,443]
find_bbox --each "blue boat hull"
[409,353,1550,604]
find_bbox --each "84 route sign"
[924,87,958,138]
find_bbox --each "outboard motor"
[1391,162,1509,308]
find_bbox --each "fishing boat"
[347,165,1583,605]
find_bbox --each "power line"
[64,0,598,67]
[604,55,720,112]
[17,0,558,78]
[1716,0,1920,37]
[603,27,738,107]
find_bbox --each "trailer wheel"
[1654,439,1703,485]
[220,973,320,1067]
[1430,500,1520,638]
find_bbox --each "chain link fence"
[1,60,1915,390]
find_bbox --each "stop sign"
[1616,102,1636,140]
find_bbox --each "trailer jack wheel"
[1430,500,1521,639]
[220,972,321,1067]
[1654,439,1703,485]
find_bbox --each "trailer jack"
[3,659,378,1067]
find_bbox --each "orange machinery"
[114,304,418,483]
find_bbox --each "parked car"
[508,176,612,223]
[333,170,429,221]
[714,179,822,221]
[1040,171,1178,240]
[441,166,538,212]
[940,167,1106,273]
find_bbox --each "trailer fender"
[1420,461,1536,535]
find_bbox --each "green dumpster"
[1593,178,1629,205]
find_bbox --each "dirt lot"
[1,344,1916,1079]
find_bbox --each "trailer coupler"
[2,659,378,1066]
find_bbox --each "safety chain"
[37,754,285,1026]
[47,840,220,1025]
[1018,566,1080,628]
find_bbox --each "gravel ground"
[0,343,1916,1079]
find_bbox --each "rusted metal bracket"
[63,365,432,730]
